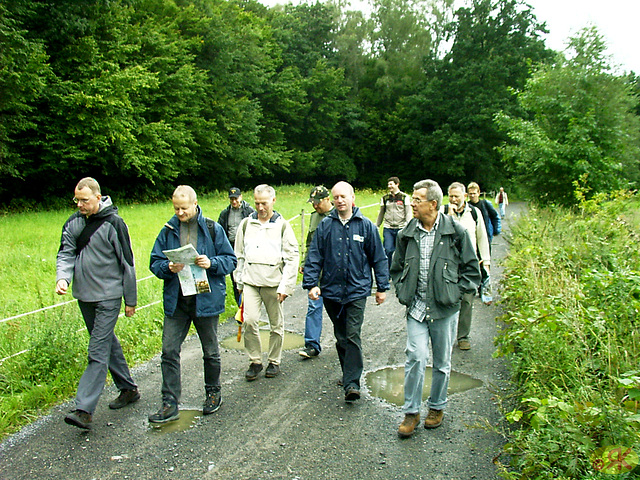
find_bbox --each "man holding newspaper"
[149,185,236,423]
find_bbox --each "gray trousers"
[76,299,137,414]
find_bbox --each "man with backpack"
[376,176,412,271]
[149,185,237,423]
[443,182,491,350]
[56,177,139,430]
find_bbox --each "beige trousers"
[242,284,284,365]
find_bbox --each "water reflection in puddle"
[365,366,483,407]
[220,330,304,351]
[148,409,201,434]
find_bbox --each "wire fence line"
[0,202,380,364]
[0,203,379,326]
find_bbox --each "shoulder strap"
[469,205,478,224]
[76,214,113,255]
[204,217,216,244]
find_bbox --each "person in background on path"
[303,181,389,403]
[443,182,491,350]
[218,187,255,306]
[56,177,139,430]
[467,182,500,250]
[234,185,300,381]
[392,179,480,437]
[376,176,412,272]
[467,182,500,304]
[298,186,333,359]
[495,187,509,219]
[149,185,236,423]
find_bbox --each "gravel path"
[0,204,524,480]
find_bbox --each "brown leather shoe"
[397,413,420,438]
[424,409,444,429]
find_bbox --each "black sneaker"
[203,389,222,415]
[265,363,280,378]
[64,409,92,430]
[345,387,361,403]
[148,402,179,423]
[245,363,263,381]
[298,346,319,359]
[109,389,140,409]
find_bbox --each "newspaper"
[162,244,211,296]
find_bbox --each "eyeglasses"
[411,197,426,204]
[73,197,93,205]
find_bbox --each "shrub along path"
[0,204,524,480]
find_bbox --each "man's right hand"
[308,286,321,301]
[55,279,68,295]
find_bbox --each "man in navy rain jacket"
[303,181,389,403]
[149,185,236,423]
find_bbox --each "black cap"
[308,185,330,203]
[228,187,241,198]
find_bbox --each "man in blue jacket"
[149,185,237,423]
[303,181,389,403]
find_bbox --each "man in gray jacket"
[56,177,139,430]
[390,179,480,437]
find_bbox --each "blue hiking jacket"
[303,206,389,303]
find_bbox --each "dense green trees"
[496,27,640,205]
[0,0,638,205]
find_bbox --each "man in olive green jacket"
[390,179,480,438]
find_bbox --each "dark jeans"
[323,297,367,392]
[77,299,137,413]
[383,227,400,271]
[161,295,220,404]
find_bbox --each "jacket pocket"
[435,259,461,307]
[394,262,415,306]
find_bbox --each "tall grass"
[495,191,640,479]
[0,184,383,438]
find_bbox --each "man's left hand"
[375,291,386,305]
[125,305,136,317]
[277,293,289,303]
[194,255,211,269]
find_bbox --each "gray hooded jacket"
[56,196,137,306]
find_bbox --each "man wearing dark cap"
[299,186,333,358]
[218,187,255,305]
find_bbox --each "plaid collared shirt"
[407,215,440,322]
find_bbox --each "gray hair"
[448,182,466,194]
[76,177,101,195]
[254,184,276,198]
[413,179,443,209]
[173,185,197,203]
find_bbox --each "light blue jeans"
[403,311,459,414]
[304,296,323,352]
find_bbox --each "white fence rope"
[0,202,380,364]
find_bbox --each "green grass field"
[0,184,384,438]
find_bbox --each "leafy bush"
[496,192,640,478]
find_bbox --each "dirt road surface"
[0,205,522,480]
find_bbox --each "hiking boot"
[108,388,140,409]
[148,402,179,423]
[64,410,92,430]
[345,387,361,403]
[203,388,222,415]
[298,346,319,359]
[424,409,444,429]
[265,363,280,378]
[245,363,263,381]
[398,413,420,438]
[458,339,471,350]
